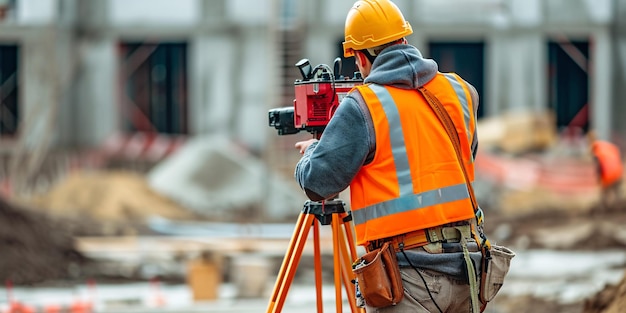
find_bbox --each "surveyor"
[294,0,485,311]
[588,130,624,211]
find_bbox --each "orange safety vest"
[592,141,623,187]
[350,73,477,246]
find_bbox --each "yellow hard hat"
[342,0,413,58]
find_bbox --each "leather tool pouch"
[479,244,515,304]
[352,242,404,308]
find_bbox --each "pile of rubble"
[0,169,207,284]
[0,197,87,284]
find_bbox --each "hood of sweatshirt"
[364,44,438,90]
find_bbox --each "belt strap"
[368,223,471,252]
[393,229,428,251]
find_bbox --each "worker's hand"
[295,139,318,154]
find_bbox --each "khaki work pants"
[365,268,473,313]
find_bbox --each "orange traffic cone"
[69,299,93,313]
[6,302,20,313]
[20,304,35,313]
[4,302,35,313]
[43,304,63,313]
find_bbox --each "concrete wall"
[1,0,624,152]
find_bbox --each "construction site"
[1,0,626,312]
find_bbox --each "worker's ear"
[355,51,368,67]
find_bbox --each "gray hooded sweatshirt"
[295,44,481,279]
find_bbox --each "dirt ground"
[583,272,626,313]
[486,202,626,251]
[484,200,626,313]
[1,169,626,312]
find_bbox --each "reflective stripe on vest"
[369,84,413,197]
[353,182,470,225]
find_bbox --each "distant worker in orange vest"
[588,131,623,211]
[294,0,490,311]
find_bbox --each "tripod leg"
[267,212,316,313]
[331,214,345,313]
[336,216,360,313]
[313,219,323,313]
[338,227,354,309]
[341,213,359,262]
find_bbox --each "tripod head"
[303,199,351,225]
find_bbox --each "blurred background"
[0,0,625,312]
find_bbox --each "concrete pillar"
[19,32,58,150]
[234,28,274,152]
[73,40,117,146]
[507,34,540,111]
[615,38,626,142]
[54,0,117,147]
[613,0,626,142]
[189,36,235,135]
[590,28,613,140]
[529,34,548,113]
[507,35,531,111]
[487,34,509,116]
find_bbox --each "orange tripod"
[266,199,364,313]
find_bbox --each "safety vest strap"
[352,182,471,226]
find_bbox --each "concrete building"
[0,0,624,193]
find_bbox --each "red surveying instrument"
[268,58,363,137]
[266,199,364,313]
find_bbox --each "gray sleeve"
[294,93,373,201]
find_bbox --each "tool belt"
[366,220,472,252]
